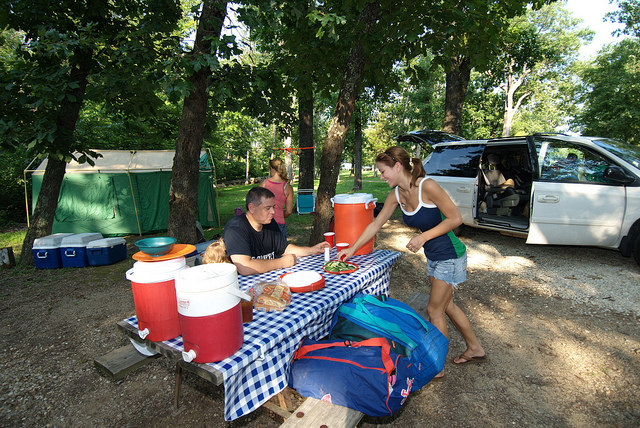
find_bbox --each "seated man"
[223,186,329,275]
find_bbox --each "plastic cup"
[324,232,335,247]
[336,242,349,251]
[241,289,254,323]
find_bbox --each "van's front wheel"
[634,233,640,267]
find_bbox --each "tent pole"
[206,148,221,227]
[127,171,143,236]
[22,155,40,228]
[23,169,30,228]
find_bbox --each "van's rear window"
[423,145,484,177]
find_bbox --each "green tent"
[26,150,220,236]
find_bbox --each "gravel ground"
[1,222,639,427]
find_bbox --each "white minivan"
[420,134,640,266]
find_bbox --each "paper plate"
[279,271,325,293]
[322,260,359,275]
[132,244,196,262]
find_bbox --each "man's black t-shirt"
[222,214,288,260]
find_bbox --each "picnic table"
[118,248,401,421]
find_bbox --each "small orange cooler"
[331,193,378,255]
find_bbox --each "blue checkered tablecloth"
[123,248,400,421]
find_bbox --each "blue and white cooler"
[32,233,75,269]
[60,232,103,268]
[86,237,127,266]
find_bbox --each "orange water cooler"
[331,193,378,255]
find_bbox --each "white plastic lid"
[60,232,103,247]
[33,233,75,249]
[281,271,323,288]
[174,263,238,293]
[127,257,186,283]
[87,237,126,248]
[332,193,376,205]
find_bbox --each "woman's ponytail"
[410,157,426,187]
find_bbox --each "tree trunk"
[21,158,67,265]
[501,64,531,137]
[442,56,471,136]
[309,1,380,245]
[298,87,315,190]
[20,51,93,265]
[167,0,227,243]
[352,113,363,192]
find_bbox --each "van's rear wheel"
[634,233,640,267]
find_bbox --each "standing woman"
[337,146,485,376]
[260,158,294,238]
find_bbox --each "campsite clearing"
[0,222,638,427]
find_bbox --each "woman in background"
[260,158,294,238]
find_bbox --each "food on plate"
[254,280,291,311]
[323,260,357,273]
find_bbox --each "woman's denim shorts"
[427,252,467,287]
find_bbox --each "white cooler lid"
[175,263,238,292]
[87,237,126,248]
[127,257,186,283]
[332,193,376,205]
[33,233,75,249]
[60,232,103,247]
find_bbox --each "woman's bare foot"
[453,349,486,365]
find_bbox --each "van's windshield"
[594,138,640,169]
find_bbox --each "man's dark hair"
[246,186,275,209]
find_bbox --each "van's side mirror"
[603,165,635,184]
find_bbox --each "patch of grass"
[0,229,26,252]
[205,170,398,246]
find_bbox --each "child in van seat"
[201,238,231,264]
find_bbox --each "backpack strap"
[294,337,395,374]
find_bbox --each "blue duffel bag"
[329,293,449,390]
[289,337,416,416]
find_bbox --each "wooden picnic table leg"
[277,387,293,411]
[174,361,183,409]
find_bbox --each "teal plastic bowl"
[134,237,177,256]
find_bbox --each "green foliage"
[0,0,183,161]
[485,3,591,135]
[608,0,640,38]
[206,111,274,181]
[574,39,640,144]
[461,72,504,138]
[0,146,30,225]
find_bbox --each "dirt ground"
[1,222,639,427]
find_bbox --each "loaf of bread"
[254,281,291,311]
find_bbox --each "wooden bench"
[93,343,159,381]
[280,397,364,428]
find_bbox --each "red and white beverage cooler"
[175,263,251,363]
[125,257,185,342]
[331,193,378,255]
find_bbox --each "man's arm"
[283,241,329,258]
[229,253,296,276]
